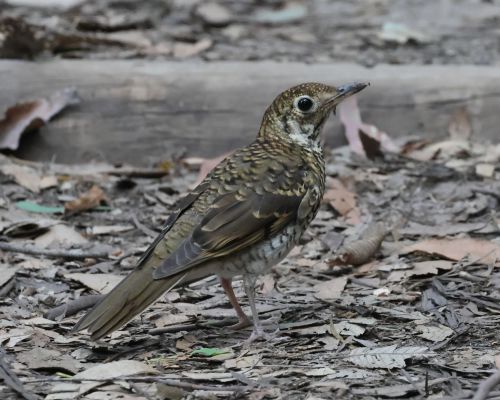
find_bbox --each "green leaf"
[55,371,73,379]
[16,201,64,214]
[191,347,229,357]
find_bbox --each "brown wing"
[152,188,304,279]
[72,181,210,336]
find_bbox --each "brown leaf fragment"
[64,184,107,213]
[329,222,388,266]
[74,360,156,380]
[0,88,79,151]
[324,178,356,215]
[359,130,383,160]
[338,96,399,157]
[0,349,39,400]
[387,260,454,281]
[65,273,122,294]
[402,238,500,266]
[313,276,348,301]
[0,17,45,59]
[448,106,472,140]
[173,38,213,59]
[324,178,361,225]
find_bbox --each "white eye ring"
[294,95,317,113]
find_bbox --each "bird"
[73,81,368,342]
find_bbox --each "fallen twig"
[328,222,388,266]
[132,214,158,238]
[0,241,111,260]
[44,295,103,321]
[106,168,169,178]
[473,370,500,400]
[0,348,39,400]
[149,318,240,335]
[22,376,249,393]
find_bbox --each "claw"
[228,316,252,330]
[245,327,280,346]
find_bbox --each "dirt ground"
[0,137,499,399]
[1,0,500,66]
[1,0,500,399]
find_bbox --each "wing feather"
[152,189,304,279]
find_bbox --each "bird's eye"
[295,96,315,112]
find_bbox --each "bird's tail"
[72,262,213,340]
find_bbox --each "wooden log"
[1,60,499,164]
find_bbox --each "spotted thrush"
[73,82,368,341]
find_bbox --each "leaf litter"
[0,129,499,399]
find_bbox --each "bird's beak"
[325,82,369,109]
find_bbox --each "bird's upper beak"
[324,82,369,108]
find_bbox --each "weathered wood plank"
[1,60,499,164]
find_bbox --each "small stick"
[22,376,249,393]
[473,370,500,400]
[149,318,240,335]
[0,241,110,260]
[44,295,103,320]
[0,349,39,400]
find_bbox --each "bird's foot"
[244,326,280,346]
[228,315,252,330]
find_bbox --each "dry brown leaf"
[0,88,79,151]
[329,223,387,266]
[475,163,495,178]
[324,178,361,224]
[0,164,41,192]
[313,276,348,301]
[64,273,122,294]
[74,360,156,380]
[338,96,399,157]
[448,106,472,140]
[34,224,87,247]
[387,260,454,281]
[64,184,107,213]
[173,38,213,58]
[402,238,500,266]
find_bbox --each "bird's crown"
[258,81,367,148]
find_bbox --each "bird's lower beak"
[326,82,369,108]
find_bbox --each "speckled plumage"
[74,82,367,340]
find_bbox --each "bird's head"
[258,82,368,147]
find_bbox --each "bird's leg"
[220,277,251,330]
[243,275,278,343]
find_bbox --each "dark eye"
[296,96,314,112]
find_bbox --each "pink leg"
[220,277,251,330]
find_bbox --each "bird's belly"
[217,225,301,278]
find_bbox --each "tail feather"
[73,262,213,340]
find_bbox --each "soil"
[1,0,500,66]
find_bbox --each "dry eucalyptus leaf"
[0,164,41,193]
[64,184,107,213]
[448,106,472,140]
[65,273,122,294]
[313,276,348,301]
[417,324,454,342]
[74,360,156,380]
[387,260,454,281]
[173,38,213,58]
[348,345,431,369]
[324,179,357,215]
[402,238,500,266]
[35,224,87,247]
[0,88,79,151]
[338,96,398,157]
[329,222,387,266]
